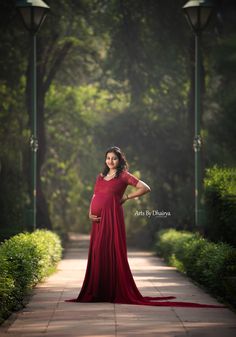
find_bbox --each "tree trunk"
[24,46,52,229]
[187,35,206,228]
[23,34,73,229]
[36,76,52,229]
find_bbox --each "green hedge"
[204,166,236,246]
[155,229,236,305]
[0,230,62,323]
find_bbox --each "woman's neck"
[107,169,117,176]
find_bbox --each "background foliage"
[0,0,235,246]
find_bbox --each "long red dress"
[66,171,224,308]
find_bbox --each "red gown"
[66,171,224,308]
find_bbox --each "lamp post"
[182,0,215,227]
[16,0,49,230]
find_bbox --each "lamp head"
[183,0,215,34]
[16,0,50,34]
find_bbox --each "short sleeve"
[122,171,139,187]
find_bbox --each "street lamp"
[182,0,215,227]
[16,0,50,230]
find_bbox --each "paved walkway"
[0,233,236,337]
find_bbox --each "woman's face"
[106,152,119,170]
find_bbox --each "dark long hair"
[102,146,129,178]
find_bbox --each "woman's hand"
[120,194,129,204]
[89,213,101,222]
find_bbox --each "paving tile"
[174,307,236,323]
[116,322,187,336]
[184,322,236,337]
[46,321,116,336]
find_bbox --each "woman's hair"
[102,146,129,178]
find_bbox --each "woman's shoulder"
[120,170,132,177]
[119,170,128,177]
[119,170,134,180]
[95,173,103,180]
[120,170,139,186]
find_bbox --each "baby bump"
[90,194,107,217]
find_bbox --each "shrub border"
[0,230,62,324]
[155,228,236,307]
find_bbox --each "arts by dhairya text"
[134,209,171,218]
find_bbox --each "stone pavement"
[0,233,236,337]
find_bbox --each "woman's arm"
[121,180,151,204]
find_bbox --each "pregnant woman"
[66,146,223,308]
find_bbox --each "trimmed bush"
[30,230,62,280]
[0,253,16,319]
[0,230,62,323]
[155,229,197,273]
[204,166,236,246]
[155,229,236,305]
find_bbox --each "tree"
[23,0,103,227]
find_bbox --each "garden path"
[0,233,235,337]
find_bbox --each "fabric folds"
[66,172,224,308]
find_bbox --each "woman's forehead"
[106,152,118,157]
